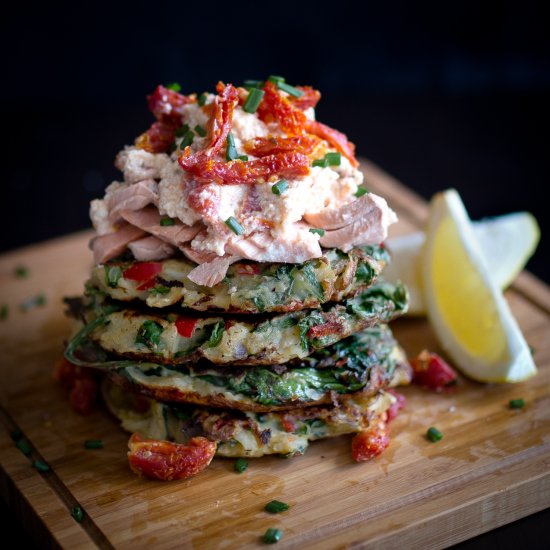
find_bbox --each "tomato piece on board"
[410,350,458,391]
[127,434,217,481]
[351,423,390,462]
[305,120,358,167]
[123,262,163,283]
[175,317,198,338]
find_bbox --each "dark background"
[1,1,548,547]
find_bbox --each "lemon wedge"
[421,189,536,383]
[385,211,540,315]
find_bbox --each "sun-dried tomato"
[127,434,217,481]
[243,135,321,157]
[305,120,358,167]
[290,86,322,110]
[351,422,390,462]
[147,85,194,124]
[135,121,177,154]
[257,82,307,135]
[182,152,310,185]
[386,389,406,423]
[307,321,343,340]
[410,350,458,391]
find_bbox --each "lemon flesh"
[422,189,536,383]
[385,211,540,315]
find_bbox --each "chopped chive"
[160,217,176,226]
[226,133,238,161]
[277,81,304,98]
[179,130,194,149]
[243,79,263,88]
[105,265,122,288]
[71,506,84,523]
[355,186,369,198]
[194,125,207,137]
[262,528,283,544]
[16,438,32,455]
[166,82,181,92]
[426,427,443,442]
[15,265,29,278]
[264,500,290,514]
[20,294,46,312]
[267,75,285,84]
[309,228,325,237]
[149,285,171,295]
[207,321,225,348]
[0,304,8,320]
[325,152,341,166]
[271,180,289,195]
[175,124,190,137]
[198,92,208,106]
[225,216,244,235]
[238,155,248,161]
[243,88,265,114]
[529,345,535,356]
[509,398,525,409]
[84,439,104,449]
[10,429,23,441]
[234,458,248,473]
[32,460,50,473]
[312,158,328,168]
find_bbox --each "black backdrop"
[1,1,550,547]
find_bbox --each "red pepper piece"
[410,350,458,391]
[123,262,163,283]
[175,317,198,338]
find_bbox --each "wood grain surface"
[0,161,549,549]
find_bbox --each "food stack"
[63,77,410,480]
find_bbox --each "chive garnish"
[32,460,50,473]
[15,265,29,278]
[84,439,104,449]
[175,124,190,137]
[207,321,225,348]
[198,92,208,106]
[226,133,238,161]
[105,266,122,288]
[234,458,248,473]
[312,158,328,168]
[243,88,265,114]
[271,180,289,195]
[355,186,369,198]
[16,438,32,456]
[277,81,304,98]
[20,294,46,311]
[166,82,181,92]
[225,216,244,235]
[426,427,443,442]
[149,285,171,295]
[267,75,285,84]
[179,130,194,149]
[509,398,525,409]
[194,125,207,137]
[264,500,290,514]
[243,79,263,88]
[71,506,84,523]
[0,304,8,320]
[325,152,341,166]
[160,217,176,226]
[309,228,325,237]
[262,528,283,544]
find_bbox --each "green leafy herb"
[262,528,283,544]
[426,427,443,442]
[509,398,525,409]
[355,261,375,284]
[84,439,104,449]
[32,460,50,473]
[207,321,224,348]
[15,265,29,278]
[252,296,266,313]
[355,186,369,198]
[166,82,181,92]
[149,285,171,295]
[225,216,245,235]
[71,506,84,523]
[198,93,208,106]
[160,217,176,226]
[325,152,341,166]
[271,180,289,195]
[264,500,289,514]
[243,88,265,113]
[234,458,248,473]
[0,304,8,320]
[302,263,325,300]
[105,266,122,288]
[135,320,163,350]
[309,228,325,237]
[16,438,32,456]
[20,294,46,311]
[295,425,308,435]
[194,125,207,137]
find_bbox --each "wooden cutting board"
[1,161,549,549]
